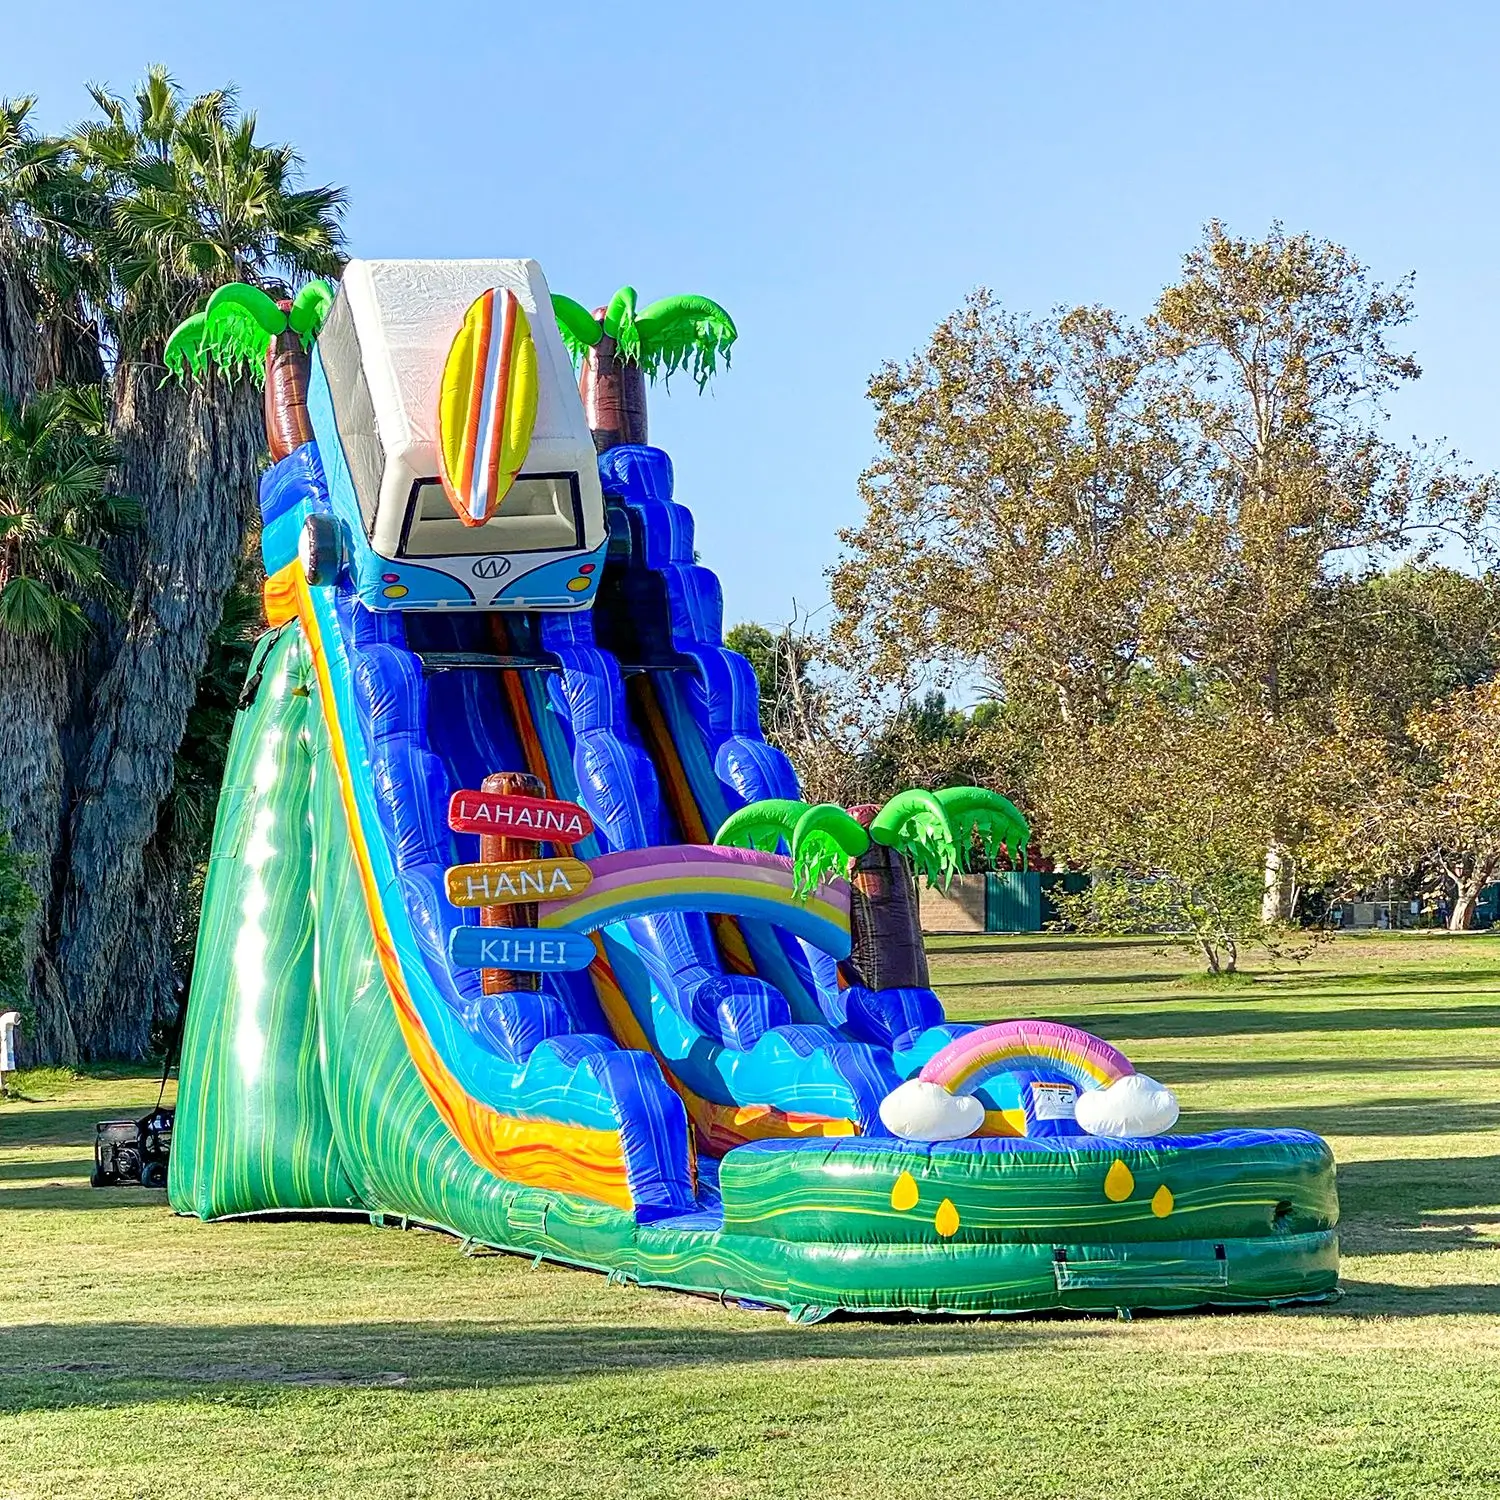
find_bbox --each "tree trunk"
[1449,881,1483,932]
[1,248,104,404]
[0,630,77,1062]
[54,362,264,1059]
[0,254,40,406]
[578,312,648,453]
[1261,837,1294,925]
[841,842,931,992]
[264,309,313,462]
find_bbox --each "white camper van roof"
[317,258,599,557]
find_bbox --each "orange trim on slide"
[264,562,299,627]
[291,574,634,1212]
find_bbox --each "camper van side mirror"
[299,513,345,588]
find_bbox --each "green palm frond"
[0,576,65,637]
[552,286,738,389]
[163,311,208,379]
[72,66,346,355]
[789,804,870,897]
[0,389,136,647]
[635,294,737,389]
[715,799,810,854]
[932,787,1031,869]
[870,788,961,889]
[550,294,604,365]
[288,278,335,345]
[602,286,640,363]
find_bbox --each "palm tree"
[165,278,335,459]
[44,69,345,1059]
[0,96,100,405]
[717,786,1028,992]
[551,287,736,451]
[0,386,136,1060]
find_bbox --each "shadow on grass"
[1332,1155,1500,1257]
[936,972,1186,991]
[926,938,1167,958]
[0,1103,150,1152]
[0,1151,93,1184]
[1158,1057,1500,1084]
[1015,1004,1500,1042]
[1311,1280,1500,1317]
[1185,1100,1500,1137]
[0,1182,163,1211]
[0,1313,1121,1412]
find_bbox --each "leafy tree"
[832,298,1196,729]
[551,287,735,450]
[1037,691,1286,973]
[725,621,812,738]
[0,387,136,642]
[1345,678,1500,931]
[832,224,1500,933]
[1150,223,1496,919]
[0,95,100,404]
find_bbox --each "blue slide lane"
[594,445,966,1077]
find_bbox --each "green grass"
[2,932,1498,1499]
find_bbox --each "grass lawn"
[2,932,1498,1499]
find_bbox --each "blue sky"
[9,1,1498,628]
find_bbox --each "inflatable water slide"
[170,259,1339,1319]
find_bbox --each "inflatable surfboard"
[437,287,539,526]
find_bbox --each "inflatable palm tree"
[550,288,736,452]
[163,280,336,460]
[716,787,1028,992]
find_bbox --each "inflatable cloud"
[1074,1074,1180,1138]
[879,1079,985,1142]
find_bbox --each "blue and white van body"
[263,259,606,612]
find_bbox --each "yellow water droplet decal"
[934,1198,960,1237]
[890,1171,919,1212]
[1104,1159,1135,1202]
[1151,1184,1174,1218]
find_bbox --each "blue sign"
[447,926,597,974]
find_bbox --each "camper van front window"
[398,474,584,557]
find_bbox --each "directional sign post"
[445,776,596,990]
[448,927,597,974]
[476,771,543,995]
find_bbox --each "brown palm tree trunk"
[841,843,931,992]
[264,302,313,462]
[56,364,264,1059]
[0,630,77,1062]
[578,308,648,453]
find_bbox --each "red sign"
[448,790,593,843]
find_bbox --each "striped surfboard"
[436,287,540,526]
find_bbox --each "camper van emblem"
[471,556,510,580]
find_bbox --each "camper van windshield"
[398,474,584,557]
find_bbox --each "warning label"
[1030,1081,1078,1121]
